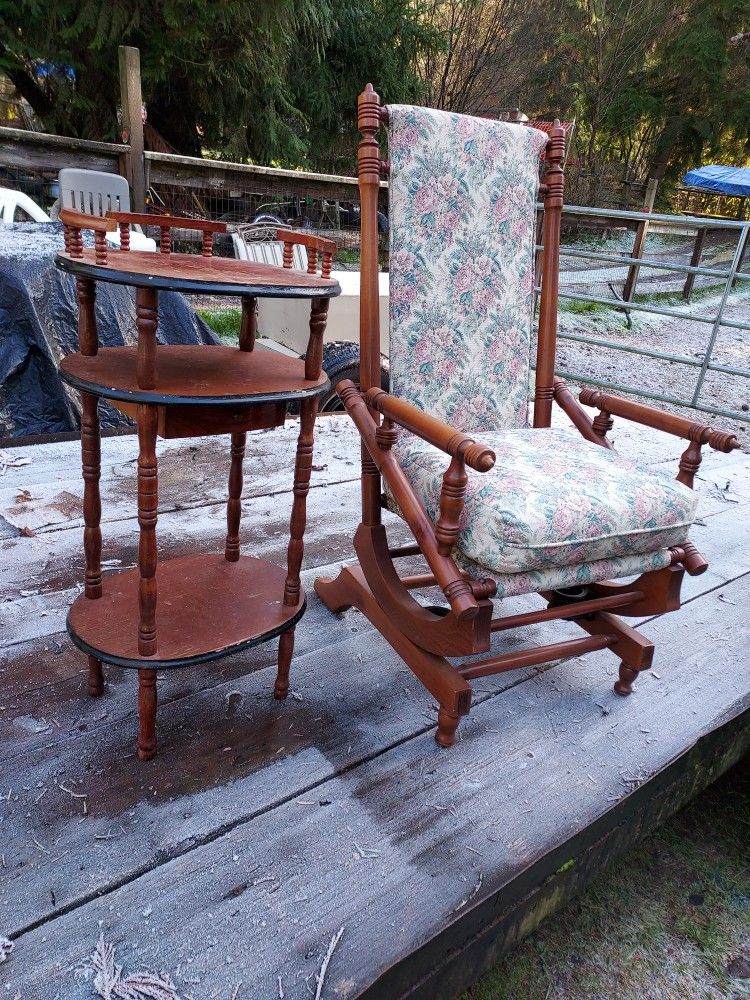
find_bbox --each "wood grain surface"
[68,553,304,667]
[55,248,341,297]
[0,415,747,1000]
[60,345,329,405]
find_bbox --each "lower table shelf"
[67,553,305,669]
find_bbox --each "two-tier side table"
[55,209,340,759]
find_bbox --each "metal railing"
[542,205,750,422]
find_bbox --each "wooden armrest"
[60,208,115,233]
[579,387,739,452]
[365,388,495,473]
[105,211,227,234]
[276,229,336,254]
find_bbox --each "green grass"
[462,766,750,1000]
[559,299,608,315]
[198,307,242,343]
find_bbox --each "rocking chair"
[315,86,739,748]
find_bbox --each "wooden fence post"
[118,45,146,212]
[622,176,658,302]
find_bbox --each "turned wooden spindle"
[201,230,213,256]
[69,224,84,258]
[357,84,385,529]
[436,707,460,748]
[76,277,98,356]
[137,668,158,760]
[614,661,639,696]
[81,393,102,599]
[225,432,246,562]
[119,222,130,252]
[282,241,294,269]
[676,539,709,575]
[677,438,703,488]
[82,390,104,698]
[321,251,333,279]
[159,226,171,254]
[137,405,158,658]
[435,451,468,556]
[306,248,318,274]
[88,655,104,697]
[592,407,614,440]
[533,120,566,429]
[374,417,398,451]
[275,397,318,699]
[239,296,257,352]
[93,229,108,265]
[305,299,329,381]
[136,287,158,390]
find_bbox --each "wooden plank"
[0,591,561,936]
[0,127,124,175]
[0,563,369,763]
[0,417,362,535]
[0,477,381,641]
[375,710,750,1000]
[3,575,747,997]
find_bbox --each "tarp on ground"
[682,165,750,198]
[0,222,219,438]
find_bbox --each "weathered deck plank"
[1,415,748,999]
[3,574,747,999]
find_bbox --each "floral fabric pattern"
[387,104,548,433]
[454,547,675,599]
[386,427,697,575]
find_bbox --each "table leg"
[225,431,246,561]
[136,287,158,389]
[137,404,158,657]
[239,296,257,351]
[138,668,158,760]
[81,392,104,696]
[275,395,318,700]
[305,299,329,381]
[76,277,98,356]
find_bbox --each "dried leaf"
[86,935,180,1000]
[0,935,13,963]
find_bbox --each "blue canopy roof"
[682,165,750,197]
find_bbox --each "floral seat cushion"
[388,427,697,576]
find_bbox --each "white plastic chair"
[234,219,306,269]
[58,169,156,251]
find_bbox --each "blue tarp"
[0,223,219,438]
[682,165,750,197]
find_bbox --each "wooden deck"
[1,414,748,999]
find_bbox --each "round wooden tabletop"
[59,345,329,405]
[55,248,341,298]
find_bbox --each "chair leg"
[137,668,158,760]
[436,706,460,747]
[88,655,104,697]
[614,661,639,696]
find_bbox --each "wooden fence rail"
[0,125,364,205]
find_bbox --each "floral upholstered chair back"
[387,106,549,434]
